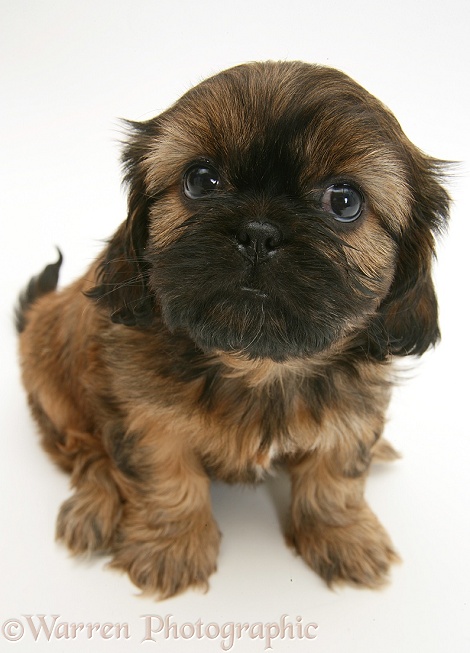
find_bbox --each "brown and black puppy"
[17,61,449,598]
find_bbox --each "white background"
[1,1,469,651]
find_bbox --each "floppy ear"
[371,149,450,358]
[86,119,160,326]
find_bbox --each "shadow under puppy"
[17,61,449,598]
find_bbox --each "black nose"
[236,221,283,263]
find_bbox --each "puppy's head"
[90,62,450,361]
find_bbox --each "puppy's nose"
[236,221,283,263]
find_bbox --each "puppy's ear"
[87,119,160,327]
[371,148,450,358]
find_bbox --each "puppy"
[17,61,450,598]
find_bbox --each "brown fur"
[17,61,449,598]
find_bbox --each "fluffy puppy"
[17,61,449,598]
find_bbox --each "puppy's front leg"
[110,424,220,599]
[288,436,399,588]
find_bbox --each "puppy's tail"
[15,249,63,333]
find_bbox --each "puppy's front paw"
[110,519,221,599]
[290,511,399,588]
[56,487,122,554]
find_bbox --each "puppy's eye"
[321,184,363,222]
[183,163,220,199]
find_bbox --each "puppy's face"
[93,62,449,362]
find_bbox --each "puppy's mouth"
[148,225,377,361]
[152,273,353,362]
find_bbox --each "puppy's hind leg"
[56,428,124,555]
[17,253,124,555]
[24,393,123,554]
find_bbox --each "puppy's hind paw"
[56,487,122,555]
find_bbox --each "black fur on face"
[147,194,381,361]
[89,61,450,361]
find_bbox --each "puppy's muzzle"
[236,220,283,264]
